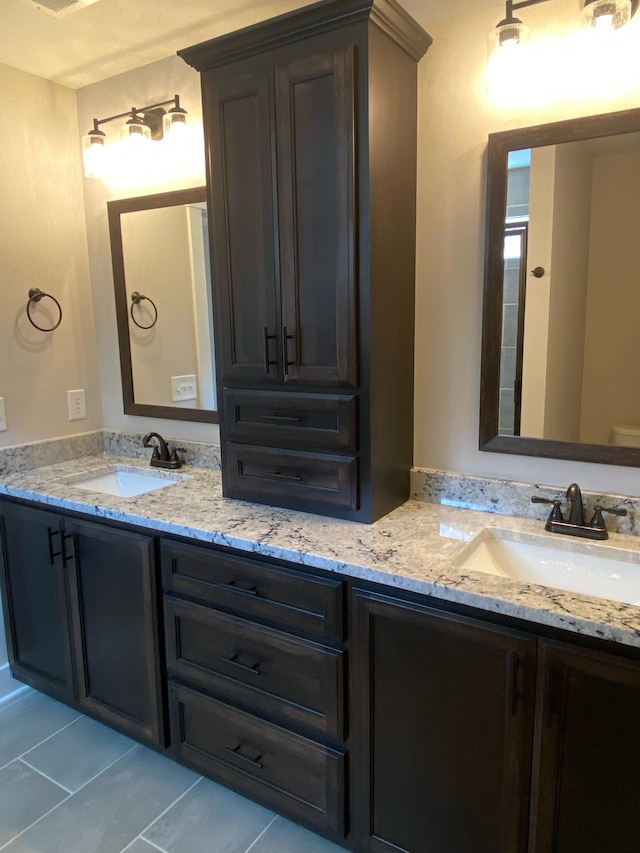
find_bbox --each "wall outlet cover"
[67,389,87,421]
[0,398,7,432]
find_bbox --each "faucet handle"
[531,496,564,522]
[590,505,628,529]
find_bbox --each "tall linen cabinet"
[180,0,431,522]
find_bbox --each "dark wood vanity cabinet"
[351,588,640,853]
[529,640,640,853]
[0,501,75,703]
[352,589,537,853]
[161,538,348,841]
[179,0,432,522]
[0,500,166,747]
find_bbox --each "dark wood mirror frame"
[108,186,218,424]
[480,106,640,467]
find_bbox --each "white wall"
[0,64,102,447]
[408,0,640,495]
[580,148,640,444]
[543,142,592,443]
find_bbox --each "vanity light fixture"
[491,0,637,56]
[81,95,188,179]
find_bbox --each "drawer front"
[224,444,359,512]
[169,683,346,837]
[161,539,344,640]
[223,389,358,452]
[165,597,345,738]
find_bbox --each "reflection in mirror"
[480,108,640,466]
[108,187,218,424]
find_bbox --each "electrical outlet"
[0,397,7,432]
[67,389,87,421]
[171,375,197,403]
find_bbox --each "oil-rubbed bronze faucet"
[142,432,182,470]
[532,483,627,541]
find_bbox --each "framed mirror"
[480,107,640,467]
[108,187,218,423]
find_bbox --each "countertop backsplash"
[1,430,638,536]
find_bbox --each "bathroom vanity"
[1,456,639,853]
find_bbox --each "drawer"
[165,597,345,738]
[161,539,344,640]
[224,444,359,513]
[169,683,346,837]
[223,389,358,452]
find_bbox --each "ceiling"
[0,0,309,89]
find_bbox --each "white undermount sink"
[455,528,640,606]
[62,465,188,498]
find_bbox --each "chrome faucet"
[532,483,626,540]
[142,432,182,469]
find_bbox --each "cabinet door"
[65,518,166,746]
[0,502,74,702]
[276,46,357,387]
[530,639,640,853]
[204,65,280,384]
[353,590,536,853]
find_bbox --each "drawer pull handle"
[263,327,276,375]
[221,654,262,676]
[270,471,303,482]
[224,745,263,770]
[47,527,62,564]
[260,414,301,424]
[226,580,259,597]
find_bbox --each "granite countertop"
[1,453,639,649]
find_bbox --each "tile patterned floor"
[0,689,347,853]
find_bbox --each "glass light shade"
[120,119,151,142]
[82,132,106,179]
[492,18,530,53]
[583,0,632,30]
[163,109,188,139]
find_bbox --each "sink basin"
[63,465,188,498]
[455,528,640,606]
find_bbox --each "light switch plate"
[171,375,197,403]
[0,397,7,431]
[67,389,87,421]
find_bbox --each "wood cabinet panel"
[66,518,166,746]
[224,443,358,512]
[0,502,74,702]
[223,389,358,452]
[169,682,346,837]
[276,46,357,387]
[530,639,640,853]
[165,596,345,738]
[352,589,536,853]
[205,66,280,384]
[161,538,344,640]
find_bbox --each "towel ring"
[130,291,158,330]
[26,288,63,332]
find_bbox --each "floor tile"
[3,745,199,853]
[0,691,82,767]
[22,714,135,792]
[0,760,68,847]
[143,777,275,853]
[248,816,348,853]
[120,840,159,853]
